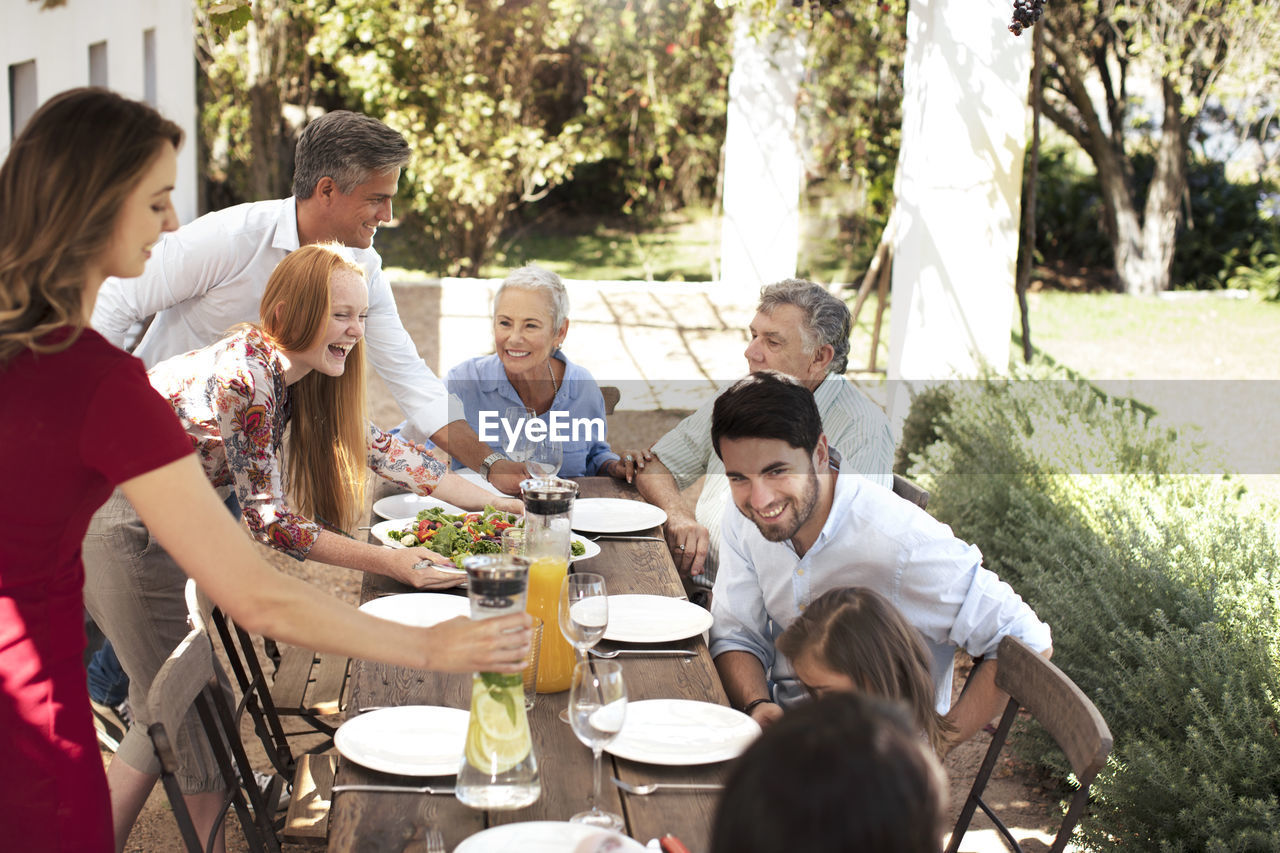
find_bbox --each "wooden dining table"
[327,477,734,853]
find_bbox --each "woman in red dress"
[0,88,531,853]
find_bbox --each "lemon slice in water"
[464,676,531,774]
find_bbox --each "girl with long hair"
[83,242,521,850]
[0,88,530,853]
[777,586,956,755]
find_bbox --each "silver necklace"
[548,359,559,397]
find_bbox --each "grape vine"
[1008,0,1044,36]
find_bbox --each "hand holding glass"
[568,660,627,831]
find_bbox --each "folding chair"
[145,621,284,853]
[946,636,1113,853]
[891,472,930,510]
[185,581,340,845]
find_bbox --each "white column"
[718,6,804,295]
[887,0,1030,425]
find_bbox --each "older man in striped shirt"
[636,279,894,594]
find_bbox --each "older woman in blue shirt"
[445,265,641,480]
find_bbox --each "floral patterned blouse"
[148,327,445,560]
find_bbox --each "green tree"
[1040,0,1280,294]
[574,0,732,217]
[195,1,735,273]
[197,0,319,206]
[309,0,606,275]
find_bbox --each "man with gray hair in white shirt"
[708,371,1052,755]
[91,109,526,493]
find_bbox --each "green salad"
[386,505,585,561]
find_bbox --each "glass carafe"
[521,477,579,692]
[455,553,541,810]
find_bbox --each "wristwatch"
[479,451,506,482]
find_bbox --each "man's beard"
[748,467,820,543]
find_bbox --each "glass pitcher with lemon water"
[520,477,579,692]
[455,553,540,809]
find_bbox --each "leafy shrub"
[901,371,1280,850]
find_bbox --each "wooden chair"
[600,385,621,415]
[892,472,930,510]
[145,621,284,853]
[946,636,1113,853]
[185,582,339,845]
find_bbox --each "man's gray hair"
[292,111,410,199]
[757,278,852,375]
[493,264,570,332]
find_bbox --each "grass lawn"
[484,208,721,282]
[1021,290,1280,380]
[1019,288,1280,510]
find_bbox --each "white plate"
[455,822,645,853]
[570,498,667,534]
[605,699,760,766]
[358,593,470,627]
[334,706,468,776]
[370,517,601,563]
[602,594,713,643]
[372,493,465,520]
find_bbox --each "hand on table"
[424,612,533,673]
[604,448,647,483]
[662,514,710,577]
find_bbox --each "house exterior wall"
[1,0,197,223]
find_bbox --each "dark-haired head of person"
[778,586,956,755]
[711,371,827,545]
[711,370,821,458]
[710,691,948,853]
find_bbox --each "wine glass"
[557,572,607,722]
[524,432,563,483]
[568,660,627,831]
[502,405,534,469]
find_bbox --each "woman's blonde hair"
[777,586,956,755]
[259,244,368,532]
[0,88,183,365]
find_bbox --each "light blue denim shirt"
[444,351,619,478]
[709,471,1052,712]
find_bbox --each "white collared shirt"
[90,197,455,436]
[709,470,1052,712]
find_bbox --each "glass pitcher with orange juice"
[520,477,578,692]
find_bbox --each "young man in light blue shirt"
[708,371,1052,755]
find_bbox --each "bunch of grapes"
[1009,0,1044,35]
